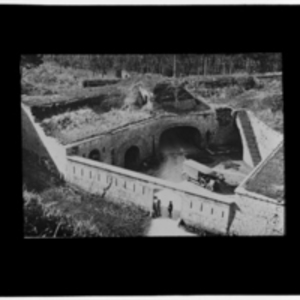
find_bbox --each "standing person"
[152,197,158,218]
[199,176,206,188]
[157,199,161,217]
[168,201,173,219]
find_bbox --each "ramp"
[22,103,67,177]
[237,110,262,167]
[236,109,283,168]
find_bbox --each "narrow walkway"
[146,218,196,236]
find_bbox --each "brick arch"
[88,148,101,161]
[118,136,151,167]
[155,121,203,149]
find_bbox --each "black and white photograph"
[21,53,284,237]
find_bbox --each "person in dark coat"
[168,201,173,219]
[157,199,161,217]
[152,197,158,218]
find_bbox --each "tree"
[39,53,282,77]
[21,54,43,69]
[173,55,177,78]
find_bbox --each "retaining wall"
[236,110,283,168]
[66,156,234,234]
[229,189,285,235]
[247,111,283,160]
[66,112,219,167]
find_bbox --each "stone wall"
[22,104,64,177]
[22,103,68,176]
[236,110,283,168]
[66,156,234,234]
[22,104,51,159]
[181,192,231,234]
[23,101,284,236]
[66,112,219,168]
[236,113,253,167]
[209,108,242,148]
[247,111,283,160]
[229,189,284,235]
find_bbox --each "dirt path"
[146,218,196,236]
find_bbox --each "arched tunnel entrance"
[138,123,250,191]
[88,149,101,161]
[158,127,202,157]
[140,126,206,183]
[124,146,140,171]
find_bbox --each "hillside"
[22,62,283,146]
[187,75,283,133]
[23,149,151,237]
[22,59,284,238]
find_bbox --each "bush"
[226,85,245,98]
[24,197,76,237]
[22,61,103,96]
[41,187,81,204]
[24,187,151,237]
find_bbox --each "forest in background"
[21,53,282,77]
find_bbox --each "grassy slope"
[22,148,64,193]
[244,144,284,201]
[22,63,206,145]
[22,64,283,235]
[41,108,153,145]
[21,64,164,107]
[23,149,151,237]
[188,76,283,133]
[22,62,283,137]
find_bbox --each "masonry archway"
[88,149,101,161]
[158,126,202,156]
[124,146,140,171]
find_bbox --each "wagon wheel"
[198,176,206,187]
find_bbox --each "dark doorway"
[111,149,115,165]
[88,149,101,161]
[159,126,202,156]
[206,131,211,145]
[124,146,140,171]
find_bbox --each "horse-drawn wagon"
[182,159,224,192]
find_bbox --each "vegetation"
[24,186,151,238]
[187,76,283,133]
[23,148,151,237]
[21,54,281,90]
[21,56,283,143]
[21,61,104,97]
[22,148,64,193]
[24,189,99,238]
[244,144,284,201]
[22,55,283,237]
[40,108,152,145]
[38,54,281,76]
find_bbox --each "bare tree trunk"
[246,57,250,73]
[204,56,207,76]
[229,59,233,74]
[100,178,113,198]
[173,55,176,78]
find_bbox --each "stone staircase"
[238,110,262,167]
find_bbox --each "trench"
[130,125,247,195]
[30,91,124,123]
